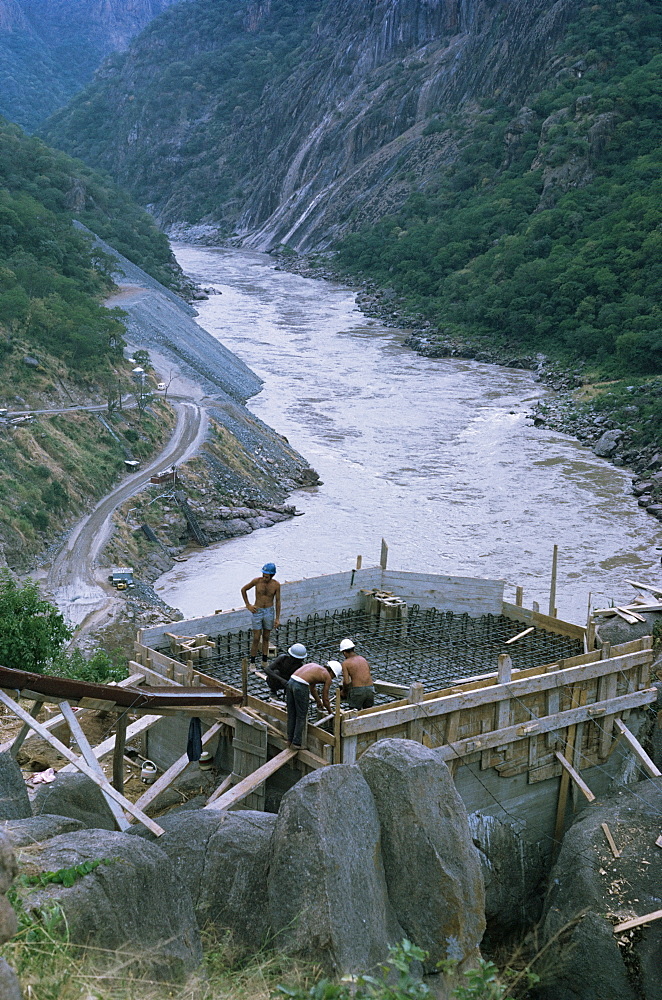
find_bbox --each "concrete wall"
[140,568,505,646]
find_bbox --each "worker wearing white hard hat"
[285,661,341,749]
[263,643,308,697]
[339,638,374,710]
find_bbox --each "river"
[155,245,660,624]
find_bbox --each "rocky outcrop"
[32,773,117,831]
[42,0,582,248]
[0,831,22,1000]
[358,740,485,970]
[134,808,277,949]
[21,828,202,980]
[534,779,662,1000]
[268,764,404,974]
[0,754,31,821]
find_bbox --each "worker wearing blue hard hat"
[241,562,281,667]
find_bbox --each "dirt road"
[47,400,206,629]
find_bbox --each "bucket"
[199,751,213,771]
[140,761,157,784]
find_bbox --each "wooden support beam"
[59,714,162,772]
[10,700,44,758]
[515,586,523,607]
[113,713,128,794]
[601,822,621,858]
[241,657,249,707]
[554,750,595,802]
[553,687,583,845]
[407,682,425,743]
[549,544,558,617]
[614,909,662,934]
[204,748,298,812]
[625,579,662,598]
[0,673,145,755]
[380,538,388,570]
[133,721,224,814]
[334,687,342,764]
[59,702,130,833]
[373,680,410,698]
[0,691,163,836]
[206,773,233,805]
[614,718,661,778]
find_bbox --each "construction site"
[2,559,659,853]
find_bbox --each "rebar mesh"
[156,606,582,705]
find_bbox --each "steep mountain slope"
[42,0,582,246]
[0,0,183,130]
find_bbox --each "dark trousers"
[348,685,375,710]
[286,680,310,746]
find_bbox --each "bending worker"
[339,637,374,709]
[286,660,342,749]
[263,642,307,697]
[241,562,281,666]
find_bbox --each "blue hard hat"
[262,562,276,575]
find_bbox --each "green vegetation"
[337,0,661,377]
[17,858,114,889]
[0,573,71,673]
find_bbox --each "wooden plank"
[505,626,535,645]
[613,909,662,934]
[554,750,595,802]
[204,748,298,812]
[334,687,342,764]
[434,688,656,765]
[553,687,583,845]
[342,649,652,737]
[0,673,145,755]
[374,680,410,698]
[625,579,662,597]
[601,822,621,858]
[0,691,163,836]
[206,773,233,805]
[133,721,224,814]
[380,538,388,570]
[233,717,268,810]
[614,719,661,778]
[59,702,130,833]
[549,544,558,617]
[10,700,44,758]
[502,601,586,639]
[60,714,162,772]
[407,682,424,742]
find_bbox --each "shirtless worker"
[339,638,375,709]
[241,563,281,667]
[286,660,342,749]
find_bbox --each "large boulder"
[358,740,485,970]
[0,831,22,999]
[19,829,201,980]
[32,773,116,829]
[534,778,662,1000]
[268,764,404,974]
[1,815,84,847]
[0,753,31,820]
[134,808,276,949]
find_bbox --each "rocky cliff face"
[42,0,581,248]
[0,0,182,128]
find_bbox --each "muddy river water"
[156,245,660,624]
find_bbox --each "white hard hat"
[327,660,343,678]
[288,643,307,659]
[339,638,355,652]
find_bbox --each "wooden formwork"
[338,637,656,788]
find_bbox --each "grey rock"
[0,958,22,1000]
[358,740,485,969]
[468,812,544,932]
[268,764,403,974]
[1,814,84,847]
[23,829,202,980]
[32,773,116,830]
[596,610,660,648]
[535,779,662,1000]
[0,831,18,893]
[593,429,623,457]
[0,894,17,943]
[0,753,31,821]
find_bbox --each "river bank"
[266,247,662,528]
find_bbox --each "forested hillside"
[0,0,181,130]
[337,2,661,375]
[0,118,180,568]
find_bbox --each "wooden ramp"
[205,748,298,812]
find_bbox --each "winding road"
[47,399,207,629]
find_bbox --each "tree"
[0,572,72,673]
